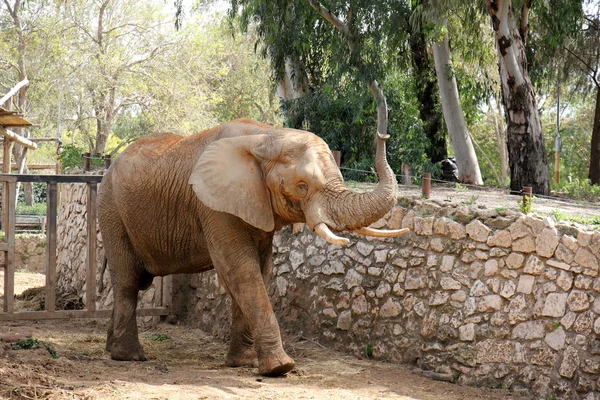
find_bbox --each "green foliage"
[519,196,533,214]
[363,343,374,358]
[552,177,600,203]
[11,338,59,359]
[552,208,600,227]
[16,202,47,215]
[284,70,435,181]
[150,333,171,341]
[59,144,86,171]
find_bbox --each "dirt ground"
[0,318,530,400]
[0,271,532,400]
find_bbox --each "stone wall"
[2,234,47,273]
[184,200,600,400]
[54,180,600,399]
[55,177,161,324]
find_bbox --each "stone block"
[513,236,536,253]
[535,227,559,258]
[556,271,573,291]
[500,280,516,299]
[337,310,352,330]
[523,255,544,275]
[544,326,566,351]
[516,274,535,294]
[447,220,467,240]
[379,298,402,317]
[559,346,580,378]
[429,291,449,306]
[542,293,568,317]
[512,321,545,339]
[440,277,462,290]
[505,252,525,269]
[459,323,475,341]
[478,295,502,312]
[484,259,499,276]
[547,259,571,271]
[567,290,590,312]
[466,220,491,242]
[487,230,512,248]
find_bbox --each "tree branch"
[564,46,599,87]
[306,0,349,36]
[519,0,532,45]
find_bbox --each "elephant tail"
[98,257,108,293]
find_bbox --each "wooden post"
[46,181,58,313]
[104,155,111,169]
[422,173,431,198]
[554,151,560,184]
[86,182,98,312]
[83,152,91,171]
[3,178,16,314]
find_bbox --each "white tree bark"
[276,56,309,102]
[432,22,483,185]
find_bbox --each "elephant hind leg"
[225,300,258,368]
[104,235,152,361]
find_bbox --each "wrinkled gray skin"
[98,118,398,376]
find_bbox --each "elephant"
[97,118,407,376]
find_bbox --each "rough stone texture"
[536,227,560,258]
[542,293,568,317]
[57,194,600,399]
[466,220,491,242]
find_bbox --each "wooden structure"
[0,174,172,320]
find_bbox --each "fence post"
[104,155,112,169]
[83,152,91,171]
[86,182,97,312]
[46,181,58,313]
[422,173,431,198]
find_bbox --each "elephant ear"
[189,134,275,232]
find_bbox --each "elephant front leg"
[205,217,295,376]
[225,301,258,368]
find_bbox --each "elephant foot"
[110,342,147,361]
[225,347,258,368]
[258,352,295,376]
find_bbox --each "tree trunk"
[431,20,483,185]
[492,97,509,184]
[277,56,309,129]
[486,0,549,195]
[409,17,447,164]
[589,86,600,184]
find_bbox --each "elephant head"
[188,120,407,244]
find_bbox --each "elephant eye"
[296,182,308,197]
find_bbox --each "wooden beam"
[0,174,103,183]
[0,307,170,321]
[0,79,29,107]
[11,163,56,170]
[0,127,38,150]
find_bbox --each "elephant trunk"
[331,133,398,231]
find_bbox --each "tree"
[431,18,483,184]
[409,1,447,165]
[486,0,550,195]
[65,0,174,154]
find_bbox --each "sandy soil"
[0,318,530,400]
[0,270,45,297]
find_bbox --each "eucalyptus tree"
[485,0,551,195]
[409,0,447,165]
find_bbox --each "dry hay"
[14,286,84,312]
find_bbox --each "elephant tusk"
[314,223,350,245]
[353,227,410,237]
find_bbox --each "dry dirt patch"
[0,319,529,400]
